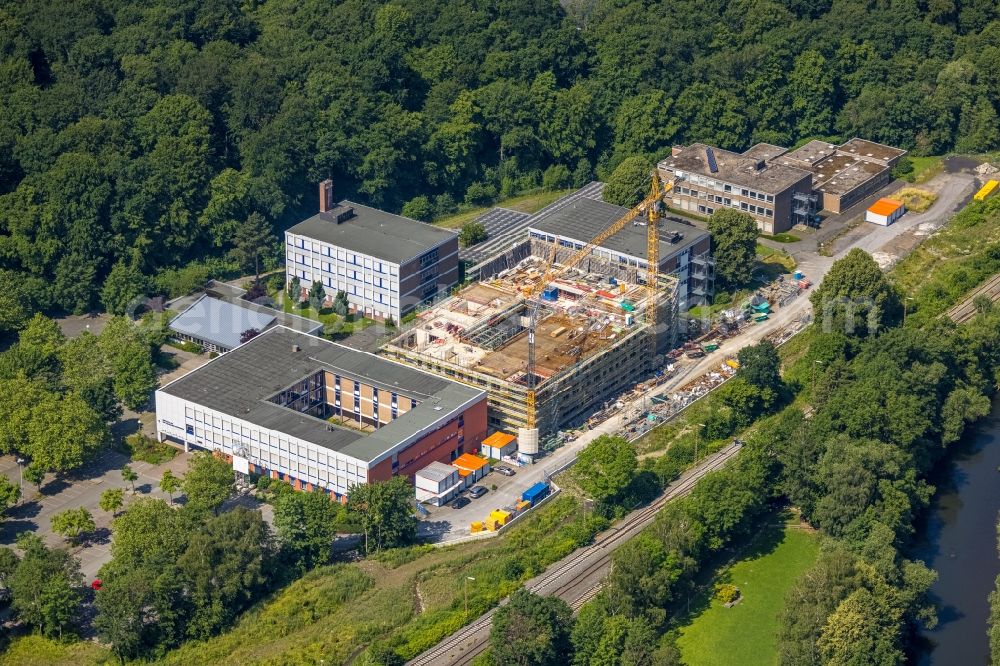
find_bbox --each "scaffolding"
[380,254,680,437]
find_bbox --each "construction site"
[381,177,691,452]
[381,255,680,445]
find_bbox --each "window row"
[288,237,398,275]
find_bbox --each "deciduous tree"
[810,249,902,337]
[273,489,342,569]
[572,435,637,504]
[602,156,652,207]
[0,474,20,516]
[707,209,758,291]
[9,534,83,639]
[159,469,181,503]
[182,452,233,515]
[347,477,416,553]
[490,589,573,666]
[100,488,125,516]
[51,507,96,545]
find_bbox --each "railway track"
[407,443,743,666]
[946,272,1000,323]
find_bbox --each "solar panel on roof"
[706,147,719,173]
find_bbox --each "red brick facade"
[367,398,488,482]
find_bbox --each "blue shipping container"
[522,482,550,504]
[541,286,559,301]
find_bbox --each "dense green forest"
[484,248,1000,666]
[1,0,1000,323]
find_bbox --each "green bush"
[124,433,178,465]
[715,583,740,604]
[167,339,203,354]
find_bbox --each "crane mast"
[522,174,670,436]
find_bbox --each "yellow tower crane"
[521,174,671,433]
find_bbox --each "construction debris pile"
[612,313,810,441]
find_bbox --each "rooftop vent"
[705,147,719,173]
[292,344,301,352]
[755,159,766,171]
[333,205,355,224]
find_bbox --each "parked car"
[449,496,470,509]
[468,485,488,499]
[495,466,515,477]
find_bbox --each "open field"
[433,189,573,230]
[675,512,820,666]
[0,635,114,666]
[895,187,937,213]
[892,197,1000,320]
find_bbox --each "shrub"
[465,182,497,206]
[401,195,433,222]
[715,583,740,604]
[124,433,178,465]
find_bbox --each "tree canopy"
[707,209,758,291]
[490,589,574,666]
[810,249,903,337]
[0,0,998,326]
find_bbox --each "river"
[916,398,1000,665]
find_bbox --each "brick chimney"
[319,179,334,213]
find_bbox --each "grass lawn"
[756,244,796,274]
[676,513,820,666]
[433,188,572,229]
[278,291,376,334]
[760,233,800,243]
[905,155,944,184]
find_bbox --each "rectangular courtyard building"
[285,180,459,322]
[155,327,487,499]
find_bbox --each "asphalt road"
[406,441,744,666]
[409,170,978,661]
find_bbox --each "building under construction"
[381,256,680,443]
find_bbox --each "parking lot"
[0,450,191,580]
[418,462,539,542]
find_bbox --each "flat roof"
[415,460,457,482]
[528,197,708,263]
[742,143,788,162]
[169,295,276,350]
[839,138,906,164]
[659,143,812,193]
[453,453,489,471]
[812,155,887,195]
[158,327,484,463]
[780,140,838,168]
[286,200,456,265]
[868,198,904,216]
[483,431,516,448]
